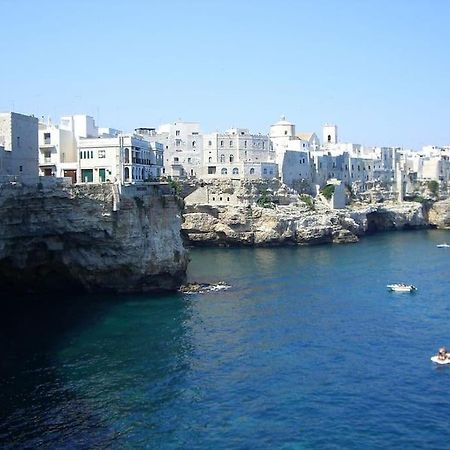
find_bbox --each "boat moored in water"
[436,243,450,248]
[386,283,417,293]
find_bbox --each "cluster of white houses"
[1,111,449,199]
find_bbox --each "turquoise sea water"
[1,230,450,449]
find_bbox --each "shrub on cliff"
[320,184,335,200]
[257,190,275,209]
[299,194,314,210]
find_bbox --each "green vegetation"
[168,179,183,197]
[427,180,439,196]
[412,195,426,203]
[299,194,314,210]
[257,190,275,209]
[320,184,335,200]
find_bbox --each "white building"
[0,112,38,179]
[39,115,101,183]
[38,120,78,181]
[157,121,203,178]
[269,117,313,190]
[77,134,158,184]
[202,127,277,180]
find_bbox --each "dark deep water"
[2,229,450,449]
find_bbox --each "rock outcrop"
[0,183,188,294]
[428,198,450,229]
[182,180,428,247]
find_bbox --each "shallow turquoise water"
[1,230,450,449]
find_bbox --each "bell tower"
[323,124,337,145]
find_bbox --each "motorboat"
[431,355,450,365]
[386,283,417,293]
[431,347,450,364]
[436,243,450,248]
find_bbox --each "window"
[98,149,106,158]
[208,141,212,146]
[187,157,192,163]
[250,168,255,175]
[262,141,265,149]
[79,151,82,159]
[284,131,287,135]
[220,154,225,163]
[208,166,216,174]
[44,132,51,144]
[220,140,224,147]
[229,155,234,163]
[192,141,196,147]
[175,130,180,136]
[328,134,331,143]
[19,165,23,172]
[263,168,267,174]
[232,168,239,175]
[230,140,233,147]
[174,157,179,162]
[81,169,93,182]
[208,157,212,162]
[244,141,247,148]
[17,136,20,147]
[221,168,228,175]
[176,139,181,147]
[124,148,130,163]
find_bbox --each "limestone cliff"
[428,198,450,228]
[182,180,428,246]
[0,183,187,294]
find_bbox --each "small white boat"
[387,283,417,293]
[431,356,450,365]
[436,243,450,248]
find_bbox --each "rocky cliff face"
[0,183,187,294]
[182,193,428,246]
[428,198,450,229]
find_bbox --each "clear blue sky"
[1,0,449,148]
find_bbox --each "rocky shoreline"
[182,201,431,247]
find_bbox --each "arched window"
[250,168,255,175]
[232,168,239,175]
[229,154,234,163]
[124,167,130,181]
[124,148,130,163]
[132,167,136,179]
[208,157,212,163]
[327,135,331,143]
[221,168,228,175]
[220,154,225,163]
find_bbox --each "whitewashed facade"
[0,112,39,179]
[78,134,160,184]
[157,121,203,178]
[202,128,277,180]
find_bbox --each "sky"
[1,0,449,149]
